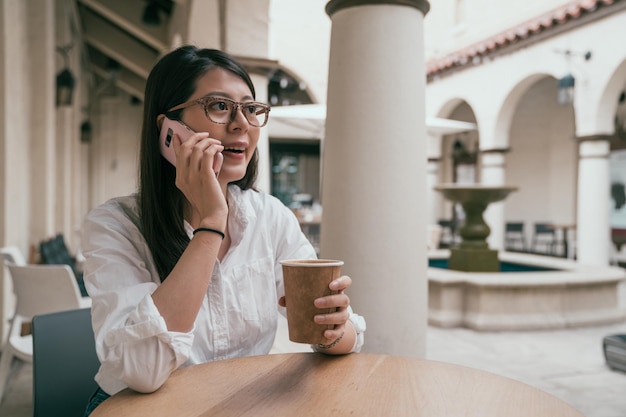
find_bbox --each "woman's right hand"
[172,131,228,229]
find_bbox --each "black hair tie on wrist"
[193,227,225,240]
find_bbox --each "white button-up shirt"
[82,186,366,395]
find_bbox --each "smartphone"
[159,117,195,166]
[159,117,223,174]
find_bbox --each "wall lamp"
[80,120,93,143]
[557,73,575,106]
[142,1,173,26]
[142,3,160,25]
[79,107,92,143]
[56,44,75,107]
[555,50,592,106]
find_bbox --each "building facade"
[424,0,626,265]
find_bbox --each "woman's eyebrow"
[203,92,255,101]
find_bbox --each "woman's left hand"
[314,275,352,342]
[278,276,351,342]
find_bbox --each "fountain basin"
[428,249,626,330]
[434,184,518,272]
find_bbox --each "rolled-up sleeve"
[82,198,194,395]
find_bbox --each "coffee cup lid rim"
[280,259,344,267]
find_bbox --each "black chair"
[505,222,526,252]
[39,234,87,297]
[32,308,100,417]
[530,223,556,255]
[604,334,626,372]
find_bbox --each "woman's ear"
[156,114,166,130]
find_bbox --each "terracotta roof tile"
[427,0,623,80]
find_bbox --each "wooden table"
[91,353,583,417]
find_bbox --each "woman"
[81,45,365,414]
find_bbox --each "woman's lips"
[222,147,246,159]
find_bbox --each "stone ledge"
[428,251,626,330]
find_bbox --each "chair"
[505,222,526,252]
[32,308,99,417]
[437,219,457,248]
[0,263,91,403]
[39,234,88,297]
[427,224,443,250]
[0,246,26,266]
[530,223,556,255]
[0,246,27,347]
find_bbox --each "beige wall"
[89,96,141,208]
[269,0,331,104]
[1,0,29,252]
[506,77,577,226]
[424,0,572,58]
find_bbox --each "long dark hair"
[139,46,259,281]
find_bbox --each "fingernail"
[329,281,339,290]
[314,298,326,307]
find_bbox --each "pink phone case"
[159,118,195,166]
[159,117,223,174]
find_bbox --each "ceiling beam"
[78,0,168,52]
[91,65,145,100]
[81,7,157,79]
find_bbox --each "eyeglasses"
[167,96,271,127]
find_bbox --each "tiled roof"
[426,0,623,80]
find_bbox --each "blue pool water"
[428,258,559,272]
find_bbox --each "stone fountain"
[434,183,518,272]
[429,183,626,330]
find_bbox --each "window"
[270,142,320,207]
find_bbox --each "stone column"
[55,0,78,249]
[29,0,57,242]
[322,0,430,357]
[0,0,55,345]
[577,136,611,265]
[426,132,443,225]
[481,148,508,250]
[427,157,441,225]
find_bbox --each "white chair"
[427,224,443,251]
[0,246,27,347]
[0,263,91,403]
[0,246,26,266]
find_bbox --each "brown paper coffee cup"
[280,259,344,344]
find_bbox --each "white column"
[30,0,57,242]
[322,0,430,357]
[55,0,84,251]
[577,137,611,265]
[0,0,54,345]
[481,149,508,250]
[427,158,440,225]
[426,132,442,225]
[55,108,74,245]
